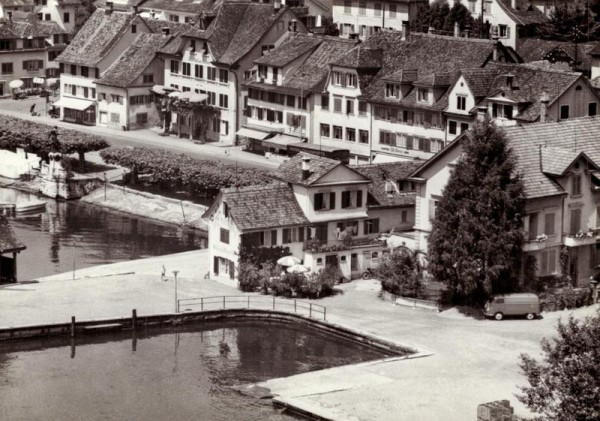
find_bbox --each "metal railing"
[177,295,327,321]
[303,237,386,253]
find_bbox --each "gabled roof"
[144,19,194,55]
[96,33,166,88]
[0,16,66,40]
[540,147,599,176]
[0,215,25,254]
[254,34,321,67]
[0,0,35,7]
[184,3,290,66]
[456,62,590,122]
[205,183,309,232]
[351,162,423,208]
[140,0,213,14]
[273,153,342,186]
[497,0,548,26]
[57,8,137,66]
[332,47,383,69]
[338,31,516,110]
[518,38,596,73]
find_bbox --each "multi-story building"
[332,0,425,39]
[313,29,517,164]
[518,38,596,77]
[241,33,357,153]
[449,0,548,49]
[444,63,600,142]
[410,116,600,287]
[0,16,65,96]
[203,153,422,282]
[283,0,332,31]
[55,6,152,124]
[160,2,308,144]
[34,0,80,32]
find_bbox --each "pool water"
[0,321,392,421]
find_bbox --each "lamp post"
[173,270,179,312]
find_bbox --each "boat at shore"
[15,199,46,213]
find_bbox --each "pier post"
[309,304,312,319]
[272,296,275,311]
[70,316,75,338]
[132,309,137,331]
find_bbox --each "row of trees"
[99,147,273,195]
[0,115,109,172]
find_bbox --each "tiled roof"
[185,3,288,66]
[273,153,341,186]
[57,9,136,66]
[332,47,383,69]
[145,19,194,55]
[518,38,596,73]
[220,183,309,231]
[96,33,166,88]
[140,0,213,14]
[339,32,511,110]
[503,116,600,198]
[0,0,35,7]
[0,215,25,253]
[351,162,423,208]
[414,72,452,88]
[459,68,499,98]
[254,34,321,67]
[540,147,584,176]
[0,15,66,40]
[285,36,357,92]
[497,0,548,26]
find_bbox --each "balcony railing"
[564,228,600,247]
[303,237,386,253]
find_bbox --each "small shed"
[0,215,26,283]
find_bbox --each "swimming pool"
[0,320,393,420]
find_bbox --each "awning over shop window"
[53,97,95,111]
[262,133,300,149]
[236,127,271,140]
[372,153,409,164]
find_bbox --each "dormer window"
[272,67,279,84]
[385,83,399,99]
[333,71,343,86]
[417,88,429,103]
[456,95,466,111]
[491,103,514,119]
[572,174,582,196]
[258,65,267,79]
[346,73,357,88]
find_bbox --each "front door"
[325,254,338,269]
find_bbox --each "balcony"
[564,228,600,247]
[303,237,386,254]
[523,233,548,252]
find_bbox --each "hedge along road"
[0,97,279,171]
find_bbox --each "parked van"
[483,293,541,320]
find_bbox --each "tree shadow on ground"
[453,305,488,320]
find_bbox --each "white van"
[483,293,541,320]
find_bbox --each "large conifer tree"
[428,120,525,305]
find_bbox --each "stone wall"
[39,153,102,200]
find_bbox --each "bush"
[377,252,426,299]
[238,262,262,292]
[100,147,272,195]
[540,285,592,311]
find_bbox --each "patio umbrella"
[277,255,301,267]
[9,80,23,89]
[287,264,309,274]
[168,91,183,98]
[151,85,177,95]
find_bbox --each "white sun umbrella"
[287,264,310,274]
[9,79,23,89]
[277,255,301,267]
[188,93,208,103]
[168,91,183,98]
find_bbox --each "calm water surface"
[0,321,391,421]
[0,187,206,280]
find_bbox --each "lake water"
[0,187,207,281]
[0,321,392,420]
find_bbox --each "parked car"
[483,293,541,320]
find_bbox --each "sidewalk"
[0,97,281,170]
[1,248,598,420]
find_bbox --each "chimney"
[274,0,281,13]
[105,1,113,14]
[454,22,460,38]
[477,105,487,122]
[511,0,517,9]
[540,91,550,123]
[301,156,311,180]
[401,20,409,41]
[161,27,170,36]
[492,30,500,61]
[290,19,297,33]
[6,11,12,21]
[132,5,138,14]
[428,26,435,34]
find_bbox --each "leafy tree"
[377,250,426,299]
[518,311,600,421]
[74,0,97,35]
[411,0,475,36]
[0,116,109,171]
[428,120,525,306]
[319,17,339,37]
[540,1,600,42]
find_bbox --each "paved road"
[0,96,281,171]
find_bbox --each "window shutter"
[373,218,379,233]
[329,192,336,209]
[214,256,219,275]
[506,26,511,39]
[271,230,277,245]
[429,199,436,221]
[357,190,363,207]
[298,226,305,242]
[229,261,235,280]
